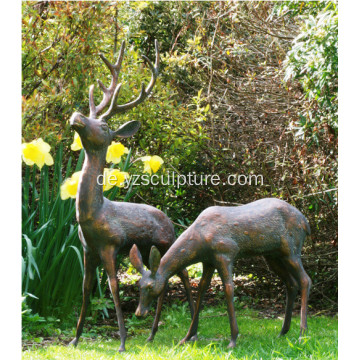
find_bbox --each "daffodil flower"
[103,168,129,191]
[106,141,129,164]
[22,138,54,170]
[61,168,129,200]
[60,171,82,200]
[141,155,164,174]
[70,132,83,151]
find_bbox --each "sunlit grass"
[23,303,337,360]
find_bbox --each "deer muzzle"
[69,112,86,129]
[135,305,148,318]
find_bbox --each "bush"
[283,2,338,142]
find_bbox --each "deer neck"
[158,229,199,281]
[76,148,107,223]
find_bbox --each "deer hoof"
[298,328,308,343]
[298,334,308,344]
[189,335,198,342]
[146,335,154,342]
[278,328,289,337]
[118,346,126,353]
[227,340,237,349]
[68,338,78,347]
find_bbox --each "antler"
[89,40,160,121]
[89,40,125,118]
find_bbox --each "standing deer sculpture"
[68,40,194,353]
[130,198,311,348]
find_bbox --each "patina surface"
[131,198,312,348]
[68,40,194,353]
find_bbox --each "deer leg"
[177,269,195,318]
[179,264,215,345]
[264,256,299,336]
[147,283,168,342]
[216,255,239,349]
[283,256,312,339]
[101,249,127,353]
[69,251,99,347]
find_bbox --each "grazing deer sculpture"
[130,198,311,348]
[68,40,194,352]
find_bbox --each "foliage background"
[22,1,337,320]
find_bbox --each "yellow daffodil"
[61,168,129,200]
[22,138,54,170]
[106,141,129,164]
[141,155,164,174]
[103,168,129,191]
[60,171,82,200]
[141,156,152,174]
[70,132,83,151]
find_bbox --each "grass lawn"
[22,302,337,360]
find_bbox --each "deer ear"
[149,246,161,276]
[112,120,140,138]
[129,245,145,274]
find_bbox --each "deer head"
[69,40,160,152]
[130,244,163,317]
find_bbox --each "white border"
[0,0,21,357]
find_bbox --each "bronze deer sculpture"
[130,198,311,348]
[68,40,194,352]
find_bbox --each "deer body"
[160,198,310,265]
[131,198,311,348]
[68,41,194,352]
[79,201,175,253]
